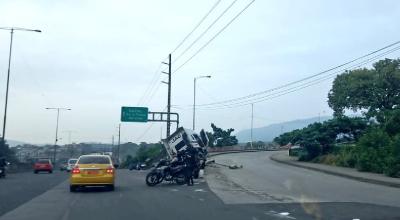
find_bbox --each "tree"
[328,59,400,121]
[207,123,238,147]
[274,117,368,160]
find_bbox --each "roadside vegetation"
[206,123,238,147]
[274,59,400,177]
[120,142,166,168]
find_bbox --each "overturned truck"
[162,127,209,177]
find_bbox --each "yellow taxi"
[69,155,116,192]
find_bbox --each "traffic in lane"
[1,164,400,220]
[0,170,285,220]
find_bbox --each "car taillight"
[106,167,114,174]
[72,166,80,174]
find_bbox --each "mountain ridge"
[235,116,332,143]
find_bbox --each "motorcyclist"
[184,146,198,186]
[0,157,7,177]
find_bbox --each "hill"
[235,116,332,143]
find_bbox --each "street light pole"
[193,75,211,131]
[117,123,121,163]
[0,27,41,146]
[251,103,254,149]
[46,107,71,163]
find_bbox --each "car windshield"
[68,159,77,164]
[78,157,110,164]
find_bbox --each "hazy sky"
[0,0,399,144]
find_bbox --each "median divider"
[270,151,400,188]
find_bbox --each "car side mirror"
[114,164,119,169]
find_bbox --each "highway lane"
[1,170,305,220]
[206,151,400,219]
[0,170,68,216]
[0,155,399,220]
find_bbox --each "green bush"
[355,128,392,173]
[312,154,339,166]
[336,145,358,168]
[383,135,400,177]
[303,141,322,160]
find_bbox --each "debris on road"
[228,164,243,169]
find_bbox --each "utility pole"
[117,123,121,163]
[63,130,76,145]
[193,75,211,131]
[167,54,171,137]
[46,107,71,164]
[162,54,172,137]
[193,77,196,131]
[251,103,254,149]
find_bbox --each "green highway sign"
[121,107,148,122]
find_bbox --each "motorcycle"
[0,163,9,178]
[145,158,187,186]
[0,167,5,178]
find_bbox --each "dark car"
[34,158,53,174]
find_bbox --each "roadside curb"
[270,153,400,188]
[208,150,260,158]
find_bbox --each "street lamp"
[45,107,71,163]
[193,75,211,131]
[0,27,41,146]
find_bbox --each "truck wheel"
[175,173,186,185]
[70,185,77,192]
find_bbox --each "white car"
[66,158,78,172]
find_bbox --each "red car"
[34,159,53,174]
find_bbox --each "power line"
[193,40,400,107]
[171,0,222,55]
[173,0,256,74]
[137,56,169,106]
[198,48,400,110]
[143,79,164,106]
[139,1,223,106]
[137,63,163,105]
[194,45,400,110]
[173,0,238,63]
[135,106,167,141]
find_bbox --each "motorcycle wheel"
[146,172,161,187]
[175,173,186,185]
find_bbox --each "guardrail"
[208,148,281,157]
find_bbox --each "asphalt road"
[0,152,399,220]
[0,170,68,216]
[207,151,400,219]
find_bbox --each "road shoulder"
[270,151,400,188]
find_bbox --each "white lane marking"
[199,198,205,202]
[264,211,296,219]
[194,189,206,192]
[353,219,360,220]
[170,188,179,192]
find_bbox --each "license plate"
[87,170,99,175]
